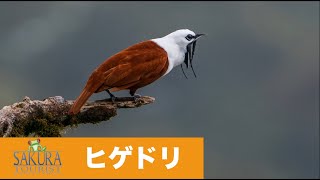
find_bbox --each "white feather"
[151,29,196,76]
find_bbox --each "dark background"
[0,1,319,178]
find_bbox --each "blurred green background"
[0,1,319,178]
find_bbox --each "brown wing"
[93,40,169,92]
[69,40,168,115]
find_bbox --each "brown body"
[69,40,169,115]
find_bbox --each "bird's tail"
[68,89,94,115]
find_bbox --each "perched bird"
[69,29,205,115]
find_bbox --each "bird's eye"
[185,34,193,41]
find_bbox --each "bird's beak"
[194,34,205,41]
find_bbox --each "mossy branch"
[0,96,155,137]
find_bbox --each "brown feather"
[68,90,92,115]
[69,40,168,114]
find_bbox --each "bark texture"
[0,96,155,137]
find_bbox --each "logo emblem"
[28,139,46,152]
[13,139,62,175]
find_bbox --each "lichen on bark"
[0,96,155,137]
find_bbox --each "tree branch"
[0,96,155,137]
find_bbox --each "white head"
[165,29,197,49]
[152,29,205,77]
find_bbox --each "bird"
[68,29,205,115]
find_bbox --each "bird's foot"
[110,96,116,103]
[106,89,116,103]
[133,94,142,102]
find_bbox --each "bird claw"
[111,96,116,103]
[133,94,141,102]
